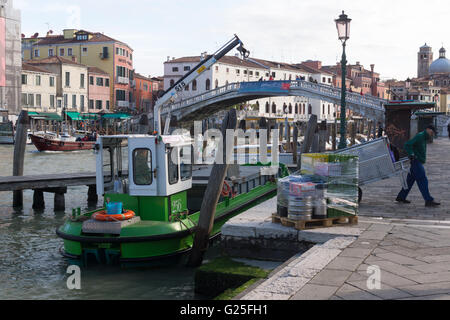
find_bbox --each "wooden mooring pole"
[13,111,29,208]
[187,109,237,267]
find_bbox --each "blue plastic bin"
[106,202,123,215]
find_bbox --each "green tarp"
[81,113,100,120]
[66,112,82,121]
[29,112,63,121]
[101,113,131,119]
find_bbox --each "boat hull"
[30,134,95,152]
[57,182,277,265]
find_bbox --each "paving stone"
[340,247,373,258]
[399,294,450,300]
[367,224,395,232]
[359,231,389,241]
[325,256,365,272]
[402,271,450,284]
[335,284,382,300]
[417,254,450,263]
[290,284,339,300]
[368,260,422,276]
[346,280,412,300]
[399,282,450,297]
[309,269,353,287]
[409,262,450,273]
[241,290,292,300]
[375,252,427,266]
[257,276,310,295]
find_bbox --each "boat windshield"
[168,147,179,185]
[180,146,192,181]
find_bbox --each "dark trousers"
[397,160,433,202]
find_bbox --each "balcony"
[116,76,129,85]
[116,101,130,108]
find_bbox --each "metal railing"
[158,80,387,120]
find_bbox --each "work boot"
[395,197,411,204]
[425,200,441,207]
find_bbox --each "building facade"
[88,66,110,113]
[163,55,337,122]
[0,0,21,120]
[25,56,88,114]
[22,29,134,112]
[134,73,153,113]
[21,62,57,114]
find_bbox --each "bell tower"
[418,43,433,78]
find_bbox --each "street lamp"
[335,10,351,149]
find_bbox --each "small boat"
[0,110,14,145]
[29,132,95,152]
[0,121,14,145]
[56,134,287,266]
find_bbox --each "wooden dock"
[0,172,101,211]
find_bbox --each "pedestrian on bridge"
[447,122,450,139]
[396,125,440,207]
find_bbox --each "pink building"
[88,67,111,112]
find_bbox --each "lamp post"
[335,10,351,149]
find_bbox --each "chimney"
[356,61,360,66]
[303,60,322,70]
[167,56,170,62]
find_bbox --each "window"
[103,148,113,183]
[68,48,73,56]
[89,100,94,109]
[133,149,153,185]
[34,49,40,57]
[106,101,110,110]
[80,95,85,111]
[96,77,104,86]
[180,147,192,181]
[205,79,210,91]
[21,74,27,85]
[215,79,219,89]
[48,49,54,56]
[116,90,126,101]
[116,66,126,77]
[64,94,68,108]
[50,77,55,87]
[172,67,179,72]
[28,94,34,106]
[96,100,102,110]
[36,94,41,107]
[82,47,88,56]
[72,95,77,108]
[243,70,247,75]
[256,72,260,76]
[80,74,85,88]
[226,68,229,73]
[59,48,65,56]
[105,78,110,87]
[249,71,253,76]
[192,80,197,91]
[77,34,88,41]
[65,72,70,87]
[236,69,240,75]
[215,66,219,71]
[184,66,191,71]
[167,147,179,185]
[90,76,94,85]
[143,84,148,91]
[21,93,27,106]
[170,79,175,87]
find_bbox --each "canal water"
[0,144,216,300]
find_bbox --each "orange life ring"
[92,209,135,222]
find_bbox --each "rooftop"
[22,62,56,74]
[25,56,87,67]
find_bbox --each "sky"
[15,0,450,81]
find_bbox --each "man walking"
[396,125,440,207]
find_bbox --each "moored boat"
[29,133,95,152]
[56,134,286,266]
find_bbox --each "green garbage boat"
[56,134,284,265]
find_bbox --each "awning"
[66,112,82,121]
[81,113,100,120]
[29,112,63,121]
[101,113,131,119]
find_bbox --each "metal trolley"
[331,137,410,202]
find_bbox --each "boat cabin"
[95,134,193,197]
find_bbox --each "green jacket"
[404,130,430,164]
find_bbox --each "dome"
[429,47,450,74]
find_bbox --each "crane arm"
[152,35,249,134]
